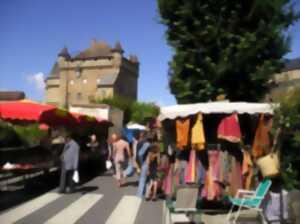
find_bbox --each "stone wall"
[270,69,300,100]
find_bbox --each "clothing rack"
[206,143,221,151]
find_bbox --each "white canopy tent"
[126,123,147,130]
[158,102,277,121]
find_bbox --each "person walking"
[107,133,117,173]
[112,135,131,187]
[59,133,80,194]
[136,134,152,198]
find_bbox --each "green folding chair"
[226,179,272,224]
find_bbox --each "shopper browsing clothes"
[87,134,99,152]
[87,134,103,174]
[145,144,160,201]
[112,134,131,187]
[59,133,80,194]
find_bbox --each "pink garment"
[228,157,243,197]
[201,150,222,200]
[185,150,198,183]
[217,113,241,143]
[113,139,130,162]
[162,164,174,196]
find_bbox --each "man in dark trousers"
[59,133,80,193]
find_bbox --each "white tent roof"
[126,123,147,130]
[158,102,277,121]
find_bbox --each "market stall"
[158,102,278,204]
[0,100,77,126]
[0,100,113,187]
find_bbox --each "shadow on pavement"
[122,180,138,187]
[76,186,99,194]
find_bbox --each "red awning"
[0,100,77,126]
[70,112,112,126]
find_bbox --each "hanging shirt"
[185,149,198,183]
[191,113,206,150]
[242,150,253,190]
[217,113,241,143]
[176,118,190,150]
[252,114,270,159]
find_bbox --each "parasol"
[0,100,76,126]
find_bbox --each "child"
[145,144,160,201]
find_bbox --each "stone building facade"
[45,40,139,108]
[269,58,300,100]
[0,91,25,102]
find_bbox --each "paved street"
[0,173,163,224]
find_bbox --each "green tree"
[13,123,48,146]
[96,95,134,124]
[0,121,23,147]
[96,96,159,125]
[272,88,300,189]
[157,0,299,103]
[131,102,159,124]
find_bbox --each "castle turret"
[58,47,70,61]
[112,41,124,54]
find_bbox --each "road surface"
[0,174,163,224]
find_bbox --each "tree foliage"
[272,88,300,189]
[0,121,47,147]
[157,0,300,103]
[131,101,160,124]
[96,96,159,125]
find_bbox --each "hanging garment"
[217,113,241,143]
[176,118,190,149]
[252,114,270,159]
[162,164,174,197]
[242,150,253,190]
[185,149,198,183]
[201,150,222,200]
[191,113,206,150]
[228,155,243,197]
[219,150,230,185]
[197,160,206,185]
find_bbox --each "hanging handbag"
[257,152,280,177]
[256,128,281,177]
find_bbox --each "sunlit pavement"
[0,173,163,224]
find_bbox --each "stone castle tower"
[45,40,139,108]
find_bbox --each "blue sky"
[0,0,299,106]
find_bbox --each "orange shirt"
[252,114,270,159]
[176,118,190,150]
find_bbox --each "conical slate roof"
[58,47,70,59]
[112,41,124,53]
[74,40,113,59]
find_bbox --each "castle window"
[83,79,87,84]
[76,92,82,100]
[70,80,74,85]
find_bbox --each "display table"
[0,162,56,190]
